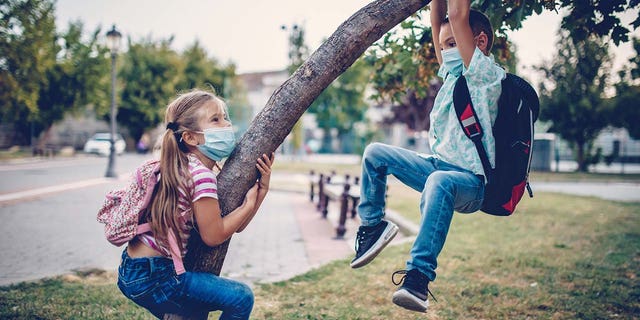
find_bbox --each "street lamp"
[105,25,121,178]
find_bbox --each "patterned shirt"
[429,47,505,178]
[138,153,218,257]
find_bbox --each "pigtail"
[146,89,219,256]
[148,128,190,254]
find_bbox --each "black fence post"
[336,183,350,238]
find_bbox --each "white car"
[84,133,126,156]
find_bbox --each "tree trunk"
[166,1,431,318]
[576,142,589,172]
[33,125,53,156]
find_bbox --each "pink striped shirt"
[138,153,218,257]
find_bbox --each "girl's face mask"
[196,127,236,161]
[441,47,464,76]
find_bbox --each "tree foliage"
[116,38,183,142]
[308,58,372,152]
[365,7,518,133]
[284,23,373,153]
[37,22,110,142]
[284,23,309,74]
[176,40,235,96]
[557,0,640,46]
[112,38,239,143]
[0,0,109,146]
[365,0,639,134]
[537,30,612,172]
[283,23,310,153]
[0,0,56,135]
[1,0,240,147]
[611,37,640,139]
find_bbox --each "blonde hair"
[146,89,227,253]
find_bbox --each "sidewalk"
[0,172,372,287]
[533,181,640,202]
[222,189,357,285]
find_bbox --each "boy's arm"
[447,0,475,67]
[430,0,447,65]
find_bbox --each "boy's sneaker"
[391,269,437,313]
[350,220,398,268]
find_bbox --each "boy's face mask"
[441,47,463,76]
[196,127,236,161]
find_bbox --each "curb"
[384,208,420,236]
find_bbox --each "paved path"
[222,189,360,284]
[0,170,360,287]
[533,181,640,202]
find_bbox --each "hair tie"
[166,122,179,131]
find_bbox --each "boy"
[350,0,505,313]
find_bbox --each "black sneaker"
[391,269,437,313]
[350,220,398,268]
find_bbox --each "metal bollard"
[336,183,350,238]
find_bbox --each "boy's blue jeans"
[358,143,484,282]
[118,249,253,319]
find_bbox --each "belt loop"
[121,249,129,268]
[148,257,155,274]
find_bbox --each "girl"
[117,89,274,319]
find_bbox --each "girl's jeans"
[118,249,253,320]
[358,143,484,282]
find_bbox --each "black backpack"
[452,73,539,216]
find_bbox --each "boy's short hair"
[443,9,494,52]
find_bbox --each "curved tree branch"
[170,1,431,318]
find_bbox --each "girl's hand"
[244,182,259,206]
[256,152,275,191]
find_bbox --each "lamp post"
[105,25,121,178]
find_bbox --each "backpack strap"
[137,223,151,234]
[167,231,186,275]
[135,161,186,275]
[452,75,493,183]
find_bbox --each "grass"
[1,192,638,319]
[386,179,421,222]
[0,272,152,319]
[251,192,639,319]
[0,147,33,160]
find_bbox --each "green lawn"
[251,192,640,319]
[1,192,638,319]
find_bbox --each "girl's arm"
[237,153,275,232]
[192,184,259,246]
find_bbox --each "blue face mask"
[196,127,236,161]
[441,47,464,76]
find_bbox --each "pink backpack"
[97,159,185,274]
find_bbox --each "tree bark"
[166,1,431,319]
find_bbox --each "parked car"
[83,133,126,156]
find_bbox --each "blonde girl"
[117,89,274,319]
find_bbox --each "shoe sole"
[392,288,428,313]
[350,222,399,268]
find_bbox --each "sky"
[55,0,638,86]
